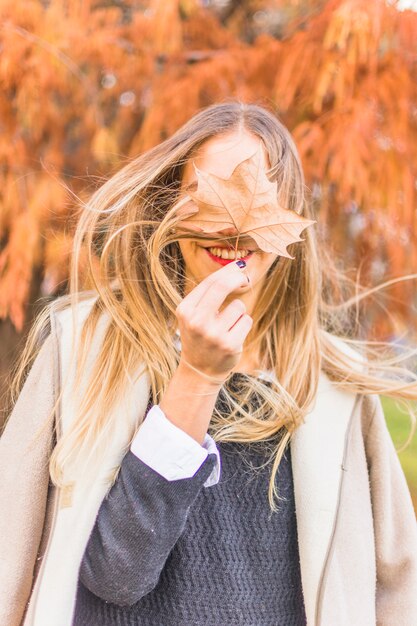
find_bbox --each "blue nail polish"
[236,259,246,268]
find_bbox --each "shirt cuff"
[130,404,221,488]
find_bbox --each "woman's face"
[178,129,279,298]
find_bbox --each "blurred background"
[0,0,416,509]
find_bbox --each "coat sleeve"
[364,395,417,625]
[0,328,56,626]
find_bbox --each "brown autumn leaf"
[176,146,316,257]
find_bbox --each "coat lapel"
[290,372,357,625]
[28,302,152,626]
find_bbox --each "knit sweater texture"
[73,374,307,626]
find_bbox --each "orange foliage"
[0,0,416,334]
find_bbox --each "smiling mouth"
[200,245,254,265]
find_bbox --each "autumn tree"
[0,0,416,401]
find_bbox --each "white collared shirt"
[130,404,220,487]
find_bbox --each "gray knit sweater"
[73,375,307,625]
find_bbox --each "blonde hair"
[7,102,417,511]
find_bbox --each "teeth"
[207,247,250,260]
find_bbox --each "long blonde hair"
[7,102,417,510]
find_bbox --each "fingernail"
[236,259,246,268]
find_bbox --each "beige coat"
[0,298,416,626]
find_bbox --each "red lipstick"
[204,248,253,266]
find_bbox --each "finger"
[226,313,253,346]
[178,261,248,313]
[216,298,246,332]
[195,270,249,318]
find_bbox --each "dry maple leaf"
[176,146,315,257]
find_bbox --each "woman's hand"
[175,260,253,384]
[159,261,251,444]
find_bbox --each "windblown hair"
[7,102,417,511]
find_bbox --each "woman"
[1,102,416,626]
